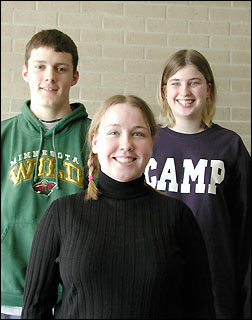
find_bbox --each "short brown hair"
[25,29,78,74]
[158,49,216,128]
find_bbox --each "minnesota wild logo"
[32,179,57,196]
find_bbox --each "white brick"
[1,0,251,149]
[81,1,123,15]
[104,16,145,32]
[37,1,80,13]
[125,3,165,18]
[59,13,101,29]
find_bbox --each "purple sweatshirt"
[145,124,251,319]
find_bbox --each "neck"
[171,118,207,134]
[97,171,150,200]
[30,100,72,122]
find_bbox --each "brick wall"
[1,1,251,152]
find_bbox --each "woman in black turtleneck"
[22,95,216,319]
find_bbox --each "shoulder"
[148,186,192,213]
[53,190,85,207]
[1,114,21,135]
[148,188,198,230]
[1,114,20,126]
[209,124,247,148]
[211,123,250,155]
[42,191,86,224]
[211,123,242,139]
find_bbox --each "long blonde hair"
[158,49,216,128]
[85,95,157,201]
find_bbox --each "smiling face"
[92,103,154,182]
[23,46,79,117]
[165,64,211,123]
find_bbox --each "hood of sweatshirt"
[19,100,89,190]
[20,100,89,136]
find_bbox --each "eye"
[35,65,43,70]
[171,82,180,86]
[108,131,119,136]
[133,132,144,137]
[56,67,66,72]
[190,81,200,86]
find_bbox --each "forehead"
[169,64,204,80]
[102,103,148,126]
[28,46,73,65]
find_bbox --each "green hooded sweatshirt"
[1,100,91,307]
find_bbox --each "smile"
[41,87,58,92]
[114,157,136,163]
[177,99,195,106]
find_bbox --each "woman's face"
[165,64,212,122]
[92,103,154,182]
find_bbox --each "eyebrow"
[105,124,149,130]
[168,77,202,82]
[31,60,70,66]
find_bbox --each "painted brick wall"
[1,1,251,152]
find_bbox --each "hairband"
[88,175,94,181]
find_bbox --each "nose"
[44,67,56,82]
[119,135,134,152]
[179,83,191,96]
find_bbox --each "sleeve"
[21,201,61,319]
[230,139,251,319]
[178,206,216,319]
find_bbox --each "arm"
[231,140,251,319]
[178,206,216,319]
[21,201,61,319]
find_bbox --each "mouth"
[40,87,58,92]
[176,99,195,107]
[114,157,136,164]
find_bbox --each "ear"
[22,65,29,83]
[162,85,167,97]
[71,71,79,86]
[207,82,212,98]
[91,134,99,154]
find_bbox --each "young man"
[1,29,91,319]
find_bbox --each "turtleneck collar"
[97,171,151,200]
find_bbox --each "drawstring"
[52,127,59,189]
[33,126,59,190]
[33,127,43,184]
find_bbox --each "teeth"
[43,88,55,91]
[178,100,194,106]
[116,157,134,163]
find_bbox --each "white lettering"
[23,152,31,159]
[33,150,39,157]
[10,150,81,167]
[65,154,71,161]
[58,152,63,159]
[208,160,225,194]
[181,159,207,193]
[72,157,79,165]
[42,150,48,156]
[157,158,178,192]
[144,158,157,188]
[10,158,17,168]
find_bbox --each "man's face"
[23,46,79,112]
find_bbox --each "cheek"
[95,138,117,156]
[166,89,177,105]
[139,141,153,161]
[194,87,208,99]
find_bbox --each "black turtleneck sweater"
[21,172,215,319]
